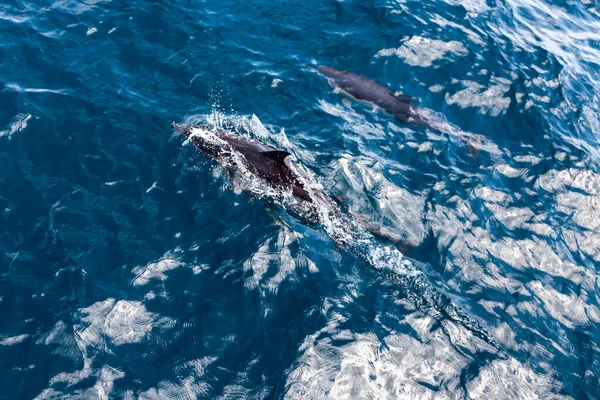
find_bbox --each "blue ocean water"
[1,0,600,398]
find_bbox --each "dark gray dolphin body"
[309,64,489,160]
[309,65,427,126]
[173,123,313,202]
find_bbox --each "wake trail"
[181,112,502,353]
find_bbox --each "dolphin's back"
[218,131,311,200]
[219,133,278,175]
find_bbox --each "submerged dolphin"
[173,123,313,202]
[308,64,489,159]
[308,64,426,126]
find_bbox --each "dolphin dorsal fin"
[394,93,414,103]
[262,150,291,163]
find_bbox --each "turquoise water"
[1,0,600,398]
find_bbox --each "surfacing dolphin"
[173,123,313,203]
[173,122,415,246]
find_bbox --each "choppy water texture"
[1,0,600,398]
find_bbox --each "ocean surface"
[1,0,600,398]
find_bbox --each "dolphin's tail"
[304,63,318,71]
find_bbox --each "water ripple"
[2,0,600,398]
